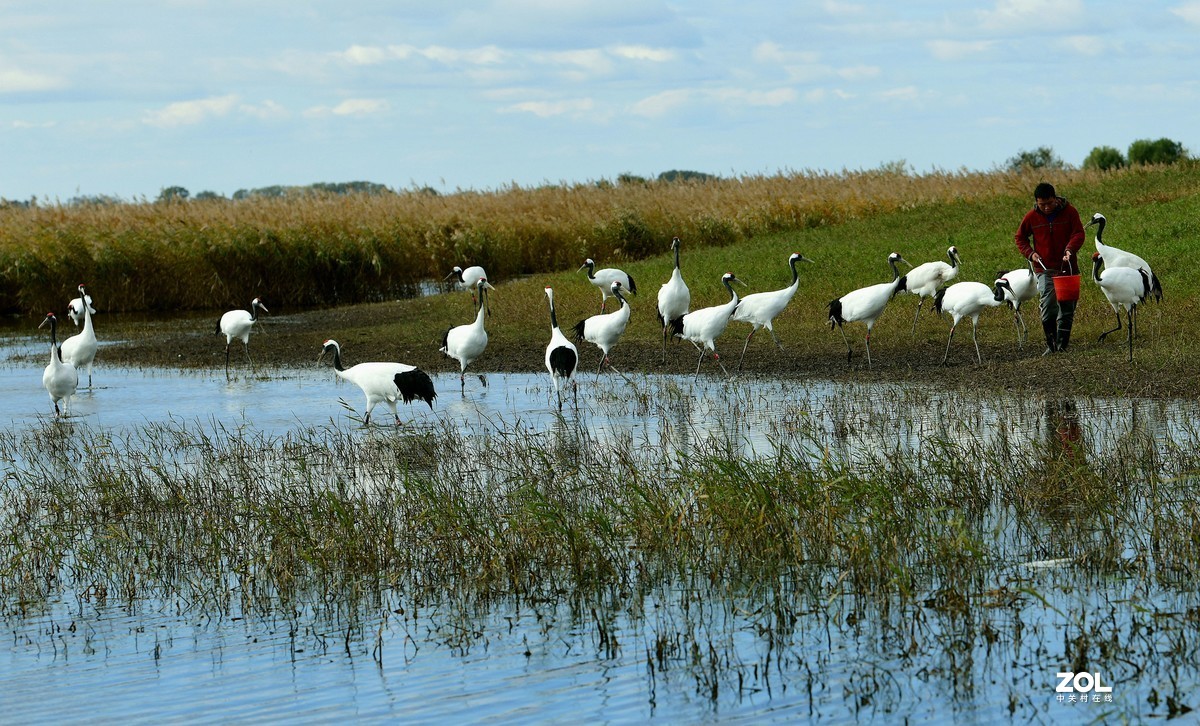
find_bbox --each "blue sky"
[3,1,1198,201]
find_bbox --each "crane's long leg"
[769,328,785,351]
[837,324,853,362]
[971,320,982,365]
[737,329,757,372]
[713,351,729,377]
[1013,309,1026,349]
[941,324,957,366]
[864,330,873,369]
[911,299,924,336]
[695,345,705,375]
[596,354,605,377]
[1126,308,1134,362]
[1098,307,1122,341]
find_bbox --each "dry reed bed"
[1,168,1102,314]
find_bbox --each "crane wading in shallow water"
[573,280,631,376]
[218,297,267,377]
[39,312,78,418]
[543,286,579,411]
[318,340,436,426]
[60,283,98,388]
[440,278,490,394]
[996,262,1038,349]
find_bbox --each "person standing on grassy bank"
[1014,182,1085,354]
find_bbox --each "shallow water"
[4,337,1200,723]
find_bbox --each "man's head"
[1034,182,1058,213]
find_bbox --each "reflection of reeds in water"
[3,389,1200,716]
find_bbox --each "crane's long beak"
[316,350,327,364]
[577,264,588,272]
[38,317,50,329]
[444,270,457,281]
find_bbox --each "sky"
[3,0,1199,202]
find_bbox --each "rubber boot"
[1041,320,1058,356]
[1057,323,1072,352]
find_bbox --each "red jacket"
[1014,197,1085,273]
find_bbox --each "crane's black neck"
[789,257,801,285]
[585,261,596,280]
[1091,256,1104,283]
[249,302,260,322]
[723,277,739,304]
[327,345,345,371]
[1093,217,1106,243]
[673,239,681,270]
[889,258,903,280]
[548,300,560,329]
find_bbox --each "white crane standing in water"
[60,283,98,388]
[543,286,579,411]
[218,297,267,377]
[573,280,631,376]
[440,278,489,393]
[318,340,436,425]
[38,312,78,418]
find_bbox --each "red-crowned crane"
[996,262,1037,349]
[579,258,636,312]
[543,286,579,411]
[67,291,95,327]
[656,237,690,362]
[439,278,489,393]
[38,312,78,417]
[318,340,435,425]
[573,280,630,375]
[218,297,267,377]
[669,272,744,376]
[446,264,496,314]
[730,252,813,371]
[933,279,1012,365]
[827,253,908,368]
[60,283,98,388]
[1088,213,1162,302]
[904,245,959,335]
[1091,252,1151,362]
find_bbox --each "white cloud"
[502,98,596,118]
[143,95,239,128]
[710,87,798,107]
[304,98,390,118]
[0,66,67,93]
[753,41,820,65]
[1169,1,1200,26]
[1055,35,1110,56]
[239,100,289,121]
[609,45,674,62]
[333,44,506,67]
[822,0,868,17]
[629,89,692,118]
[879,86,922,102]
[977,0,1084,32]
[926,40,996,61]
[837,65,880,81]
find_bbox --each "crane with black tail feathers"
[1087,213,1162,302]
[669,272,744,376]
[996,262,1038,349]
[656,237,690,363]
[579,258,636,312]
[544,287,579,411]
[218,297,267,377]
[933,279,1012,365]
[904,245,959,335]
[573,280,630,376]
[1091,252,1151,362]
[318,340,435,426]
[38,312,78,418]
[61,283,98,388]
[440,278,490,393]
[827,252,908,368]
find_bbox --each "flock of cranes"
[34,214,1162,422]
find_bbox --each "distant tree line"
[1006,138,1189,172]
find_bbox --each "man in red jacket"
[1014,182,1085,353]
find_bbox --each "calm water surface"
[3,335,1199,723]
